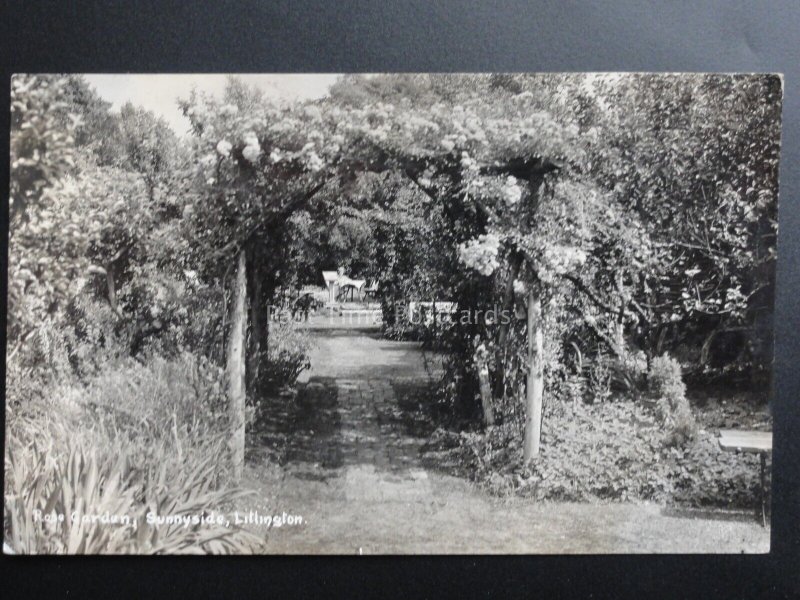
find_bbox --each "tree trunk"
[523,290,544,463]
[613,269,626,358]
[497,251,522,349]
[700,320,722,366]
[227,249,248,482]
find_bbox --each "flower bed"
[428,398,769,508]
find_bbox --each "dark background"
[1,1,798,597]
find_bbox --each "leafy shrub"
[614,349,648,394]
[121,268,226,362]
[381,301,425,341]
[259,319,311,391]
[260,350,310,391]
[433,398,764,508]
[61,298,130,377]
[571,349,648,404]
[649,354,687,403]
[647,354,698,447]
[79,352,229,440]
[5,351,50,409]
[668,433,767,507]
[662,403,698,448]
[586,353,614,402]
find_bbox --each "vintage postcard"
[4,73,781,554]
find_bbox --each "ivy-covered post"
[227,248,248,482]
[523,287,544,462]
[246,241,268,394]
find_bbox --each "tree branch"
[403,168,439,203]
[566,306,622,358]
[560,273,618,314]
[105,268,126,320]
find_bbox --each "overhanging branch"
[206,177,330,261]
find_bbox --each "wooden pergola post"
[523,288,544,462]
[227,248,248,482]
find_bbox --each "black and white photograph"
[4,72,782,554]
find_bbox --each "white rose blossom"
[242,145,261,163]
[458,233,501,276]
[460,151,479,173]
[241,131,262,163]
[216,140,232,157]
[501,176,523,205]
[306,151,324,172]
[542,245,588,276]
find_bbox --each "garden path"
[242,317,769,553]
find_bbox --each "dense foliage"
[5,75,259,553]
[430,397,766,508]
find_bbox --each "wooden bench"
[718,429,772,526]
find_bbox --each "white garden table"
[718,429,772,526]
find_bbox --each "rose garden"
[5,73,780,553]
